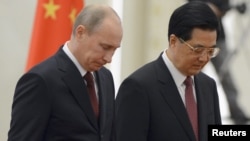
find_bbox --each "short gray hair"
[72,4,118,35]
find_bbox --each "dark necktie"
[184,76,198,141]
[84,72,99,118]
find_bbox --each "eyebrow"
[179,38,217,48]
[189,42,217,48]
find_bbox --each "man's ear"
[169,34,178,48]
[75,25,87,39]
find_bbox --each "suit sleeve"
[115,78,149,141]
[8,73,51,141]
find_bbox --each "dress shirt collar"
[161,48,192,86]
[62,41,87,77]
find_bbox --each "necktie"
[184,76,198,141]
[84,72,99,118]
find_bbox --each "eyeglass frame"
[178,38,220,58]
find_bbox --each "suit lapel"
[156,56,196,141]
[95,70,114,134]
[194,75,208,141]
[95,71,107,132]
[56,49,98,130]
[63,71,99,129]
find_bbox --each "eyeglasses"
[179,38,220,58]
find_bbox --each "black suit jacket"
[115,54,221,141]
[8,47,115,141]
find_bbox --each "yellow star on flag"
[25,0,84,71]
[43,0,60,20]
[69,8,78,24]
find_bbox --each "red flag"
[25,0,84,71]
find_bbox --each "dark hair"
[168,1,220,41]
[187,0,230,13]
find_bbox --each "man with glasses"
[192,0,250,124]
[115,1,221,141]
[178,38,220,58]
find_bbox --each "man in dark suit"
[189,0,249,124]
[8,4,123,141]
[115,1,221,141]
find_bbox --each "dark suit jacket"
[115,54,221,141]
[8,47,115,141]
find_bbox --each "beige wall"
[120,0,185,80]
[1,0,250,140]
[0,1,35,140]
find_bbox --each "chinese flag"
[25,0,84,71]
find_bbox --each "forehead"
[92,16,122,47]
[190,28,217,44]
